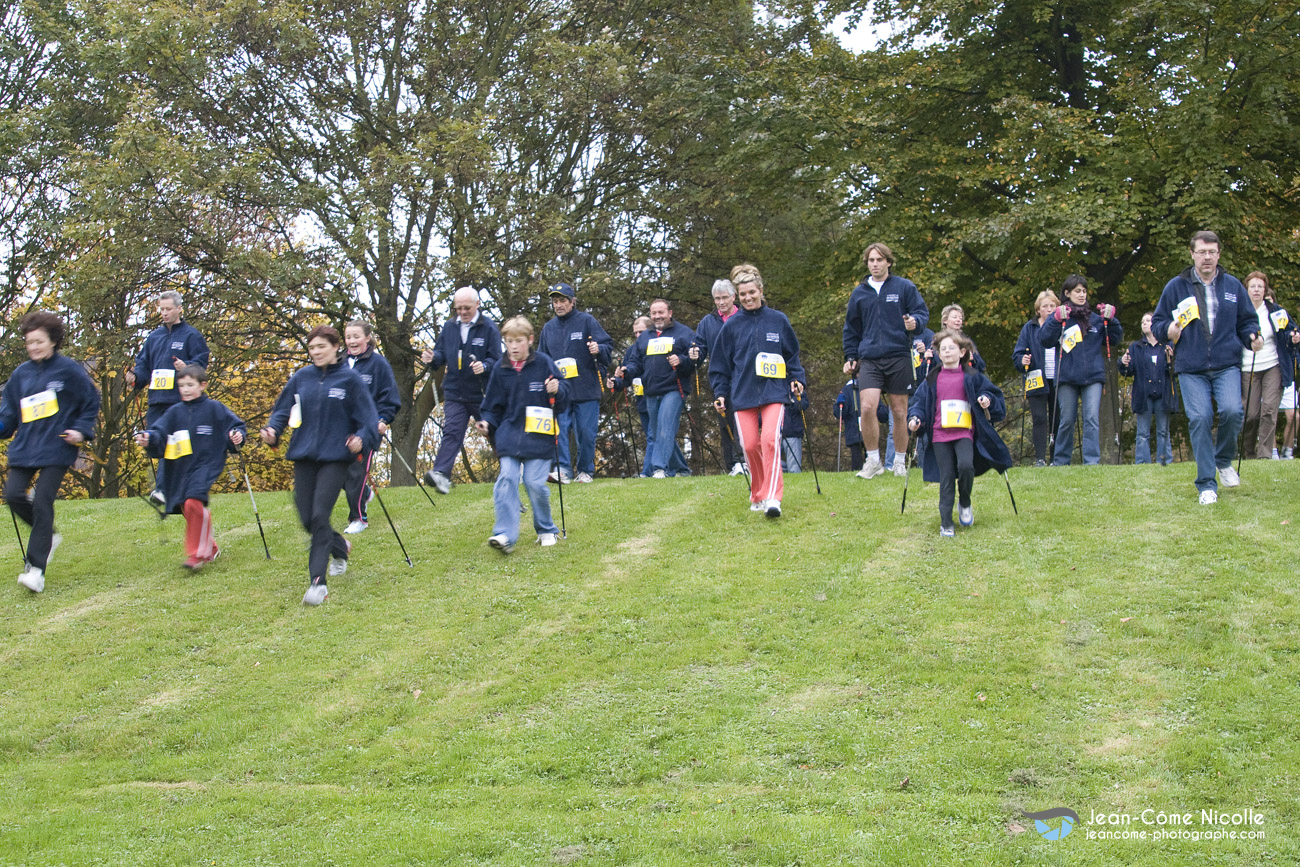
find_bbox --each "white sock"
[867,449,880,462]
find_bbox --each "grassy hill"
[1,462,1297,865]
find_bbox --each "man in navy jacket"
[421,286,502,493]
[126,290,209,504]
[842,242,929,480]
[1152,231,1261,503]
[538,282,612,484]
[689,279,745,475]
[617,299,696,478]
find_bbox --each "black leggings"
[5,465,68,570]
[930,438,973,530]
[1028,388,1056,463]
[294,460,351,585]
[343,450,373,522]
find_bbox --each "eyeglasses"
[454,305,476,311]
[1192,250,1220,257]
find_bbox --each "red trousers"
[734,403,785,504]
[183,498,218,563]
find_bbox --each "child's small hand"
[260,426,278,446]
[346,434,363,454]
[545,376,559,395]
[908,417,921,432]
[133,431,150,447]
[977,395,991,409]
[229,430,244,446]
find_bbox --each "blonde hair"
[1034,290,1059,313]
[941,304,964,327]
[500,316,534,339]
[730,263,763,290]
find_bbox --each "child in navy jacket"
[477,317,570,552]
[135,366,246,569]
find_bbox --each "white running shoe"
[302,583,328,606]
[651,469,667,479]
[1199,489,1218,505]
[729,463,746,477]
[537,532,558,547]
[1219,465,1240,487]
[892,457,907,477]
[764,499,782,518]
[18,566,44,593]
[574,472,593,484]
[939,526,956,538]
[344,520,368,535]
[857,457,884,480]
[148,489,166,507]
[750,501,765,511]
[488,533,514,553]
[328,538,351,576]
[959,506,974,527]
[425,470,451,494]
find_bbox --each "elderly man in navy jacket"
[1152,230,1261,504]
[421,286,503,494]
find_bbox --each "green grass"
[1,462,1297,865]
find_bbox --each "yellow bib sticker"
[941,399,973,430]
[632,377,644,397]
[556,357,579,379]
[647,336,673,355]
[1025,369,1044,390]
[289,395,302,429]
[525,405,555,435]
[20,389,58,423]
[1175,296,1200,329]
[912,346,922,369]
[1061,324,1083,353]
[150,368,176,390]
[1271,308,1289,332]
[755,352,786,379]
[164,430,193,459]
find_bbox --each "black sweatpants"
[1028,386,1056,464]
[343,450,373,522]
[930,438,974,530]
[293,460,351,585]
[5,465,68,570]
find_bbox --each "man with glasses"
[421,286,502,494]
[1152,231,1261,504]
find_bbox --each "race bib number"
[647,336,673,355]
[755,352,786,379]
[164,430,193,459]
[1271,308,1289,331]
[20,389,58,423]
[525,405,555,435]
[911,346,922,369]
[1175,296,1200,329]
[941,399,972,430]
[632,377,644,397]
[556,357,579,379]
[1060,324,1082,353]
[289,395,302,429]
[1025,369,1044,390]
[150,368,175,390]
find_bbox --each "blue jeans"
[1053,382,1102,465]
[557,399,599,476]
[492,456,557,545]
[1134,399,1172,465]
[646,390,687,474]
[639,408,686,476]
[1178,368,1243,492]
[781,436,803,473]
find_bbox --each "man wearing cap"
[420,286,502,493]
[126,290,210,504]
[539,282,613,483]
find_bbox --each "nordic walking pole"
[7,475,26,563]
[370,482,413,566]
[837,412,843,472]
[1238,339,1258,473]
[1001,471,1019,515]
[795,388,820,495]
[900,431,915,514]
[382,431,437,506]
[238,451,271,559]
[549,384,566,538]
[1099,304,1122,464]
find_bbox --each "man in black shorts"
[842,242,930,479]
